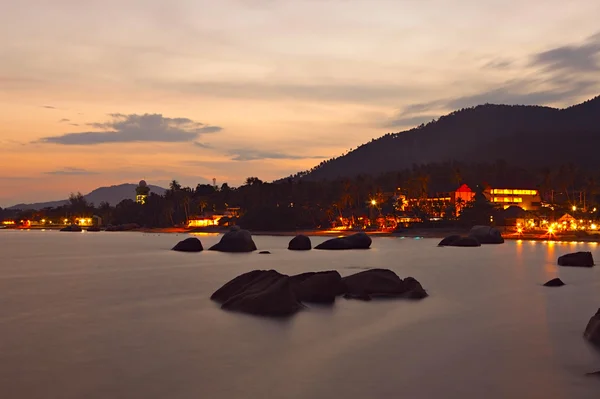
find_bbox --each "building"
[484,188,541,211]
[135,180,150,204]
[187,214,223,228]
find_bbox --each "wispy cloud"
[42,105,56,109]
[193,141,213,149]
[530,32,600,73]
[228,148,326,161]
[45,167,98,175]
[483,58,513,70]
[385,34,600,128]
[38,113,223,145]
[58,118,70,123]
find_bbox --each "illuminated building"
[187,215,223,228]
[135,180,150,204]
[484,188,541,210]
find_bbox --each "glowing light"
[517,228,523,233]
[548,227,554,234]
[64,219,68,224]
[41,219,46,223]
[592,224,597,230]
[370,199,377,206]
[572,206,577,212]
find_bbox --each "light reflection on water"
[0,231,599,399]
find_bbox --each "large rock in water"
[438,235,480,247]
[172,237,203,252]
[558,251,594,267]
[209,228,257,253]
[315,232,372,250]
[288,235,312,250]
[342,269,428,300]
[584,308,600,347]
[468,225,504,244]
[289,271,345,303]
[60,224,82,232]
[211,270,303,316]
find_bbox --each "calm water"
[1,230,600,399]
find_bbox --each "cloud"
[42,105,56,109]
[38,113,223,145]
[384,114,440,128]
[483,58,513,70]
[58,118,70,123]
[228,149,326,161]
[530,32,600,73]
[193,141,213,149]
[70,123,80,126]
[45,167,98,175]
[386,35,600,128]
[154,80,419,103]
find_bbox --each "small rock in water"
[543,278,565,287]
[558,251,594,267]
[259,251,271,254]
[172,237,203,252]
[585,371,600,377]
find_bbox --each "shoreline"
[6,226,600,243]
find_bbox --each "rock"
[342,269,427,300]
[87,226,101,232]
[558,251,594,267]
[259,251,271,254]
[172,237,203,252]
[60,224,82,232]
[212,270,303,316]
[439,236,480,247]
[290,271,345,303]
[105,223,140,232]
[468,225,504,244]
[586,371,600,377]
[209,228,257,253]
[438,235,461,246]
[584,308,600,347]
[315,232,372,250]
[288,235,312,251]
[543,278,565,287]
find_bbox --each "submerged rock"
[172,237,203,252]
[543,278,565,287]
[60,224,82,232]
[558,251,594,267]
[342,268,427,300]
[87,226,101,232]
[439,236,480,247]
[468,225,504,244]
[315,232,372,250]
[438,235,461,246]
[288,235,312,251]
[209,228,257,253]
[584,308,600,347]
[259,251,271,254]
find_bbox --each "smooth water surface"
[1,230,600,398]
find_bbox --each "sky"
[1,0,600,206]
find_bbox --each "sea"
[1,230,599,399]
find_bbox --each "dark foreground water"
[1,230,600,399]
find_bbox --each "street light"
[370,199,377,206]
[572,205,577,212]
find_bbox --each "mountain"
[301,96,600,180]
[8,183,166,210]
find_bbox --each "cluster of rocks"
[211,268,428,317]
[171,229,373,253]
[438,225,505,247]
